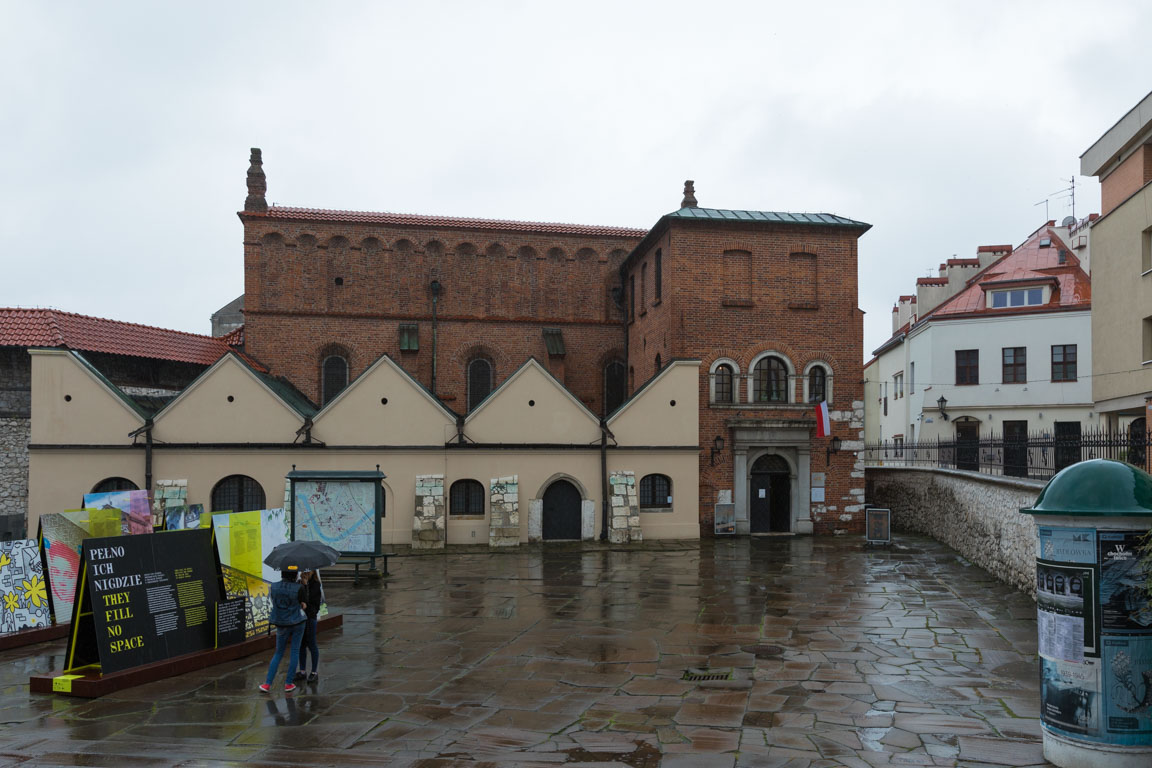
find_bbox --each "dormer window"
[990,287,1044,308]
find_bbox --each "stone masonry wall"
[413,474,446,549]
[0,416,29,539]
[866,467,1043,598]
[489,475,519,547]
[608,471,642,543]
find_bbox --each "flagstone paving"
[0,535,1054,767]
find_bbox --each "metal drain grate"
[681,667,733,682]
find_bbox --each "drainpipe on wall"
[144,418,154,492]
[600,418,610,540]
[430,280,442,397]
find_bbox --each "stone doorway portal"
[542,480,581,540]
[749,454,790,533]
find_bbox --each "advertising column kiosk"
[1022,459,1152,768]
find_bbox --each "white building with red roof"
[865,221,1095,472]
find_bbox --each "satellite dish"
[1061,216,1077,227]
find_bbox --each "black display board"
[65,528,222,674]
[215,597,246,648]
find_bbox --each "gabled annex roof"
[312,351,458,423]
[152,351,315,424]
[465,357,599,425]
[0,308,250,368]
[242,206,648,239]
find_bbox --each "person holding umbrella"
[259,567,307,694]
[259,540,340,694]
[295,569,323,682]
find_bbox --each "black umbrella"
[263,540,341,571]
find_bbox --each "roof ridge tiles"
[253,205,650,237]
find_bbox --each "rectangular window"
[543,328,566,357]
[654,249,662,302]
[1144,317,1152,363]
[629,275,636,320]
[956,349,979,385]
[991,287,1045,308]
[893,435,904,458]
[399,323,419,351]
[1002,347,1027,383]
[909,361,915,393]
[1143,226,1152,273]
[1051,344,1077,382]
[893,372,903,399]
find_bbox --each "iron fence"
[863,427,1152,482]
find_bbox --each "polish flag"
[815,401,830,438]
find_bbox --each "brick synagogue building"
[20,150,869,545]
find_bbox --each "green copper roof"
[666,207,870,229]
[1021,459,1152,517]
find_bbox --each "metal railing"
[864,428,1152,482]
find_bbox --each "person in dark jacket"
[260,568,307,693]
[295,570,323,682]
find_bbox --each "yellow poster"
[229,510,262,579]
[86,508,122,539]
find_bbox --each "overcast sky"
[2,1,1148,360]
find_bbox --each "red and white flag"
[815,401,830,438]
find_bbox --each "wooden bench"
[327,553,396,584]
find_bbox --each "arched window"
[753,356,790,403]
[211,475,266,513]
[449,479,485,516]
[809,366,827,403]
[655,353,662,372]
[322,355,349,406]
[603,359,626,415]
[639,474,672,509]
[467,358,493,412]
[713,364,734,404]
[91,477,138,493]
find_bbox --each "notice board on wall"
[64,528,223,675]
[288,470,385,556]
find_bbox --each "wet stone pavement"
[0,535,1053,767]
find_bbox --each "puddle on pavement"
[562,741,661,767]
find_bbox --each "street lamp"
[825,435,842,466]
[710,435,725,466]
[937,395,949,421]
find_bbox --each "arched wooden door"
[542,480,582,541]
[749,455,790,533]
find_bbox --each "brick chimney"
[244,148,268,213]
[681,180,698,209]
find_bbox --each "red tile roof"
[0,309,252,368]
[927,228,1090,319]
[245,206,650,238]
[977,244,1013,253]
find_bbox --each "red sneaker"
[258,683,271,693]
[284,683,297,693]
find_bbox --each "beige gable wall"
[465,360,601,444]
[153,356,303,444]
[608,361,700,446]
[28,450,142,535]
[312,356,456,446]
[29,350,144,445]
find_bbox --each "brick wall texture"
[240,195,868,536]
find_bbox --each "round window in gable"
[528,400,536,407]
[334,277,344,285]
[227,395,235,403]
[381,397,388,405]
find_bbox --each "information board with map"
[288,470,384,556]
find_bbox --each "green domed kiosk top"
[1021,459,1152,517]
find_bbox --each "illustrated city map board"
[288,470,384,556]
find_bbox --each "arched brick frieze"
[392,238,414,255]
[425,239,444,258]
[487,242,508,259]
[455,241,478,257]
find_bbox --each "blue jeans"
[298,616,319,673]
[265,621,304,686]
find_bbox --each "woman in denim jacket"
[259,568,307,693]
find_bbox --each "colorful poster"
[152,480,189,529]
[165,504,207,531]
[1037,559,1098,660]
[1041,657,1102,735]
[212,509,286,583]
[293,480,377,553]
[1102,636,1152,739]
[1098,531,1152,632]
[0,540,50,634]
[82,490,152,534]
[221,564,270,638]
[1038,526,1097,564]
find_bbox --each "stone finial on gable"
[681,180,698,209]
[244,148,268,213]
